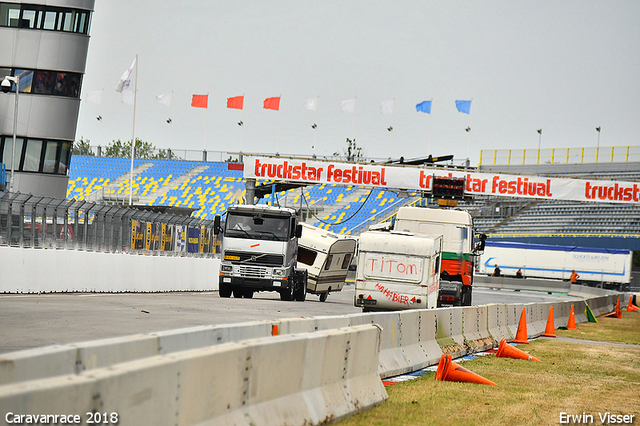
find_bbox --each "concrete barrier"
[528,303,547,337]
[0,325,387,426]
[435,307,468,357]
[486,304,512,342]
[0,293,622,394]
[460,306,494,351]
[475,275,572,293]
[348,310,443,378]
[0,247,219,293]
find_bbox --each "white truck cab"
[354,230,442,311]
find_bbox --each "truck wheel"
[319,292,328,302]
[280,280,294,301]
[243,289,254,299]
[294,270,307,301]
[462,286,472,306]
[233,288,243,298]
[219,283,232,298]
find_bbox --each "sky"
[75,1,640,165]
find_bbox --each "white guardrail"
[0,288,631,426]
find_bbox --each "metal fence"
[0,191,219,257]
[479,145,640,166]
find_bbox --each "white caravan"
[354,231,442,311]
[297,223,357,302]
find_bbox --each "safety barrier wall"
[2,293,627,387]
[0,292,629,425]
[0,247,220,292]
[0,325,387,426]
[474,275,572,293]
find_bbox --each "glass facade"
[1,68,83,99]
[0,137,72,176]
[0,2,91,34]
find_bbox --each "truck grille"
[224,251,284,267]
[239,266,268,278]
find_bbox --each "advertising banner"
[244,155,640,204]
[175,226,186,253]
[187,227,200,253]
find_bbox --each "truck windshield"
[225,213,290,241]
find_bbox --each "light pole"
[1,75,19,193]
[595,127,601,162]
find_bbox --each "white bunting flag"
[341,98,356,113]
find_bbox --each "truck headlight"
[221,265,233,273]
[273,268,286,277]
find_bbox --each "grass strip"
[338,311,640,426]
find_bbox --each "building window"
[2,68,82,99]
[0,3,91,34]
[0,4,20,27]
[0,137,71,176]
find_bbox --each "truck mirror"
[295,224,303,238]
[475,233,487,252]
[214,216,221,234]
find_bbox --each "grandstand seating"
[67,156,640,241]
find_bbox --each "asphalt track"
[0,286,582,354]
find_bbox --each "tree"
[72,137,94,156]
[104,138,171,160]
[333,138,363,162]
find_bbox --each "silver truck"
[216,204,307,301]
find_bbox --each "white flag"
[121,90,134,105]
[156,93,172,106]
[175,226,186,253]
[86,90,103,104]
[341,98,355,113]
[304,97,317,111]
[381,99,394,115]
[115,57,136,92]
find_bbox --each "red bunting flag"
[227,95,244,110]
[263,96,281,111]
[191,94,208,108]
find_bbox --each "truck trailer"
[477,241,632,290]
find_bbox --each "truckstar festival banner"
[244,156,640,204]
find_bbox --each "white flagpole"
[352,96,356,142]
[428,98,433,155]
[169,90,173,152]
[277,94,282,154]
[129,54,138,206]
[240,94,245,154]
[313,95,318,156]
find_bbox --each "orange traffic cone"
[542,306,557,338]
[512,307,529,344]
[496,338,541,362]
[567,304,577,330]
[626,296,640,312]
[435,354,497,386]
[604,298,622,319]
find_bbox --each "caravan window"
[297,246,317,266]
[341,254,351,269]
[324,255,333,271]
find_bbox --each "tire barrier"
[0,325,387,426]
